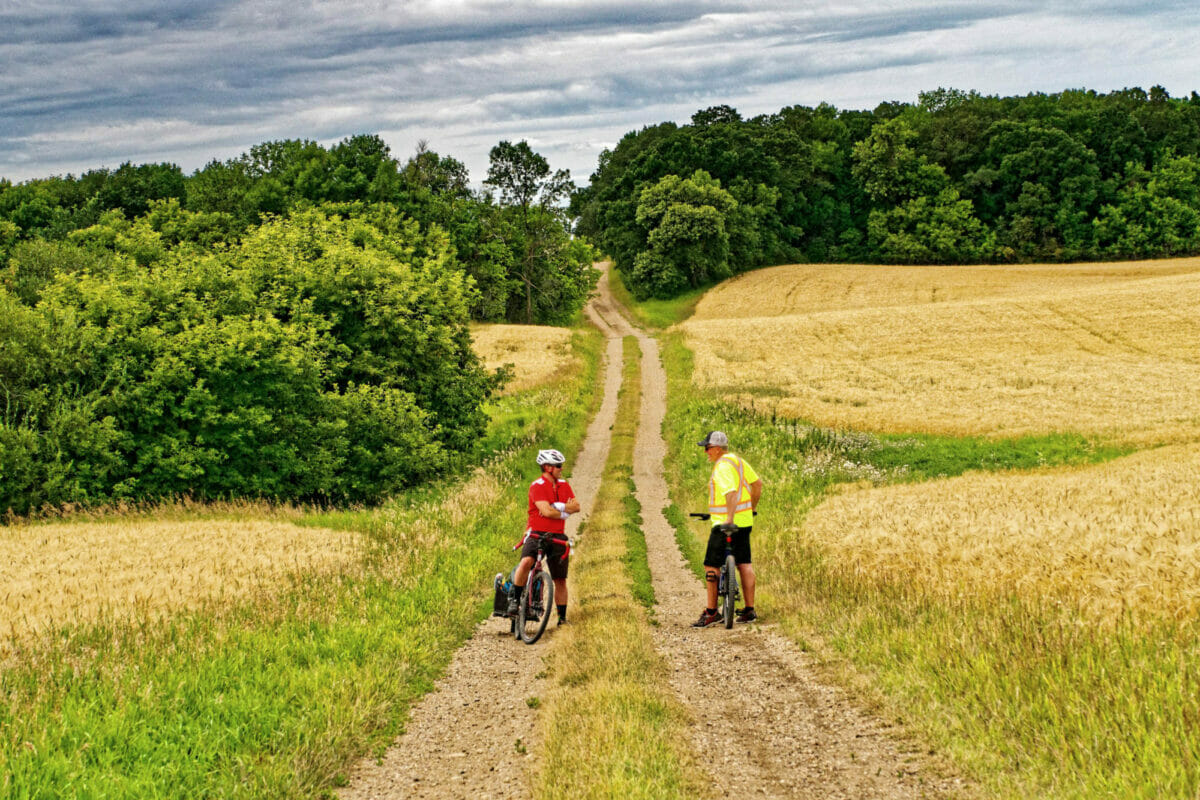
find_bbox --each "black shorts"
[704,525,752,568]
[520,531,570,580]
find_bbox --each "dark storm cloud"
[1,1,1198,182]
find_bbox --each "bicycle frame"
[512,533,557,644]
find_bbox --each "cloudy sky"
[2,1,1198,186]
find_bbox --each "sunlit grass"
[657,322,1200,798]
[684,260,1200,444]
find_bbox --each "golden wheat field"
[691,257,1200,320]
[799,442,1200,625]
[471,323,574,394]
[684,259,1200,443]
[0,519,360,645]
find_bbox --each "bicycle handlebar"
[689,511,758,521]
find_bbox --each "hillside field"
[471,323,574,394]
[665,258,1200,796]
[684,258,1200,444]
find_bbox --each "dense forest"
[0,137,598,514]
[572,86,1200,299]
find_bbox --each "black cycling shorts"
[520,531,570,580]
[704,524,752,567]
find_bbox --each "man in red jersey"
[508,448,580,625]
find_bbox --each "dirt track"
[338,265,961,799]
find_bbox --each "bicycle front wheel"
[722,555,738,629]
[519,571,554,644]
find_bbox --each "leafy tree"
[142,199,240,249]
[484,141,597,323]
[852,117,950,205]
[1094,152,1200,257]
[629,170,737,299]
[485,140,573,213]
[965,121,1101,258]
[68,209,168,268]
[402,140,471,199]
[94,162,187,219]
[0,220,17,266]
[186,158,254,220]
[691,104,743,126]
[0,207,499,513]
[2,239,102,305]
[867,188,994,264]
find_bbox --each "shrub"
[0,208,495,515]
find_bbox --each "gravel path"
[627,307,962,799]
[336,274,626,800]
[339,265,962,799]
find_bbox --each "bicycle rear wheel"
[519,571,554,644]
[722,555,738,629]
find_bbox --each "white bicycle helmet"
[536,449,566,466]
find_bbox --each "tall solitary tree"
[483,141,595,324]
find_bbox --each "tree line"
[571,86,1200,299]
[0,137,598,515]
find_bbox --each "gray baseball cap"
[697,430,729,448]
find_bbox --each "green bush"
[0,207,496,515]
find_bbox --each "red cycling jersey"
[527,475,575,534]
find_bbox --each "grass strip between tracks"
[535,336,705,800]
[0,330,602,800]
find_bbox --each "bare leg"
[705,567,720,609]
[553,578,567,608]
[737,563,756,608]
[513,556,535,587]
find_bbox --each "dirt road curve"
[339,265,960,799]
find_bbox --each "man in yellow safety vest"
[693,430,763,627]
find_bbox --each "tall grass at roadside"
[0,329,602,799]
[536,336,704,800]
[657,330,1198,798]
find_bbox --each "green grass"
[0,327,604,799]
[620,470,655,611]
[662,502,705,581]
[617,339,655,612]
[656,328,1199,799]
[605,265,709,330]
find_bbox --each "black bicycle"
[690,513,740,629]
[514,533,556,644]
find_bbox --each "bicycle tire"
[519,571,554,644]
[723,554,738,629]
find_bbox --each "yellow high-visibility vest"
[708,453,755,524]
